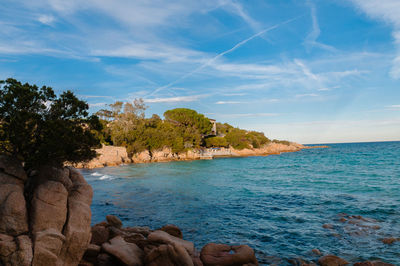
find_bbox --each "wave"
[99,174,114,180]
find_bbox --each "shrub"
[205,136,228,148]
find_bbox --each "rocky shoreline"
[73,143,328,169]
[82,214,397,266]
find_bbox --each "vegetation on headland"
[0,78,290,168]
[95,101,280,156]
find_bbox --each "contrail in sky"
[147,16,303,97]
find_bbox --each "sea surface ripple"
[80,141,400,265]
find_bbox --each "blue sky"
[0,0,399,144]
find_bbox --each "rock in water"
[353,261,395,266]
[318,254,348,266]
[200,243,258,266]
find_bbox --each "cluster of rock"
[285,252,394,266]
[80,215,259,266]
[321,213,399,244]
[0,156,93,266]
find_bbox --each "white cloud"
[37,14,55,25]
[349,0,400,79]
[386,104,400,110]
[349,0,400,26]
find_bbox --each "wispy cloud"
[89,102,107,107]
[78,95,114,99]
[144,95,205,103]
[214,113,279,118]
[215,101,242,104]
[92,43,207,63]
[304,0,337,52]
[149,16,302,96]
[390,31,400,78]
[295,93,319,98]
[386,104,400,110]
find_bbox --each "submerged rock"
[381,237,399,245]
[353,261,395,266]
[288,257,317,266]
[318,254,348,266]
[311,249,322,256]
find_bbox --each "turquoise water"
[80,142,400,265]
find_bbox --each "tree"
[164,108,212,135]
[0,78,102,170]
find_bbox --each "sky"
[0,0,399,144]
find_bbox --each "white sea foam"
[91,172,102,176]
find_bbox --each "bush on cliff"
[0,78,102,169]
[205,136,228,148]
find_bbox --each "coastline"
[73,142,328,169]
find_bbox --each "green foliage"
[164,108,212,135]
[246,131,270,148]
[205,136,228,148]
[216,122,233,135]
[0,78,101,169]
[272,139,291,145]
[100,102,272,154]
[224,128,251,149]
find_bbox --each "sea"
[79,141,400,265]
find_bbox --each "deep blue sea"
[80,141,400,265]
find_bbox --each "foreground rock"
[102,236,144,266]
[82,218,258,266]
[0,156,93,266]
